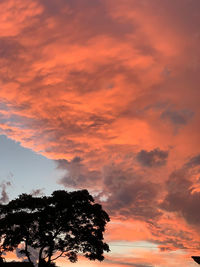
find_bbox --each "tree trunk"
[38,247,45,267]
[25,238,34,266]
[47,245,53,265]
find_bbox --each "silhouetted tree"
[0,190,110,266]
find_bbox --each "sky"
[0,0,200,266]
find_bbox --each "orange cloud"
[0,0,200,266]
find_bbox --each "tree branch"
[39,245,46,263]
[51,251,66,261]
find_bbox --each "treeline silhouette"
[0,190,110,267]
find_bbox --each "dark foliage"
[0,190,110,266]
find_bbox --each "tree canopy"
[0,190,110,266]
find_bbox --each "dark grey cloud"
[57,158,162,220]
[102,165,162,221]
[160,108,194,126]
[0,181,11,204]
[185,154,200,169]
[136,148,169,167]
[106,182,161,220]
[56,157,101,188]
[161,160,200,226]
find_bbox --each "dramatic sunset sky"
[0,0,200,266]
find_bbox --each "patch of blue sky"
[0,135,65,200]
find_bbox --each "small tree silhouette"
[0,190,110,266]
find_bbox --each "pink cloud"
[0,1,200,266]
